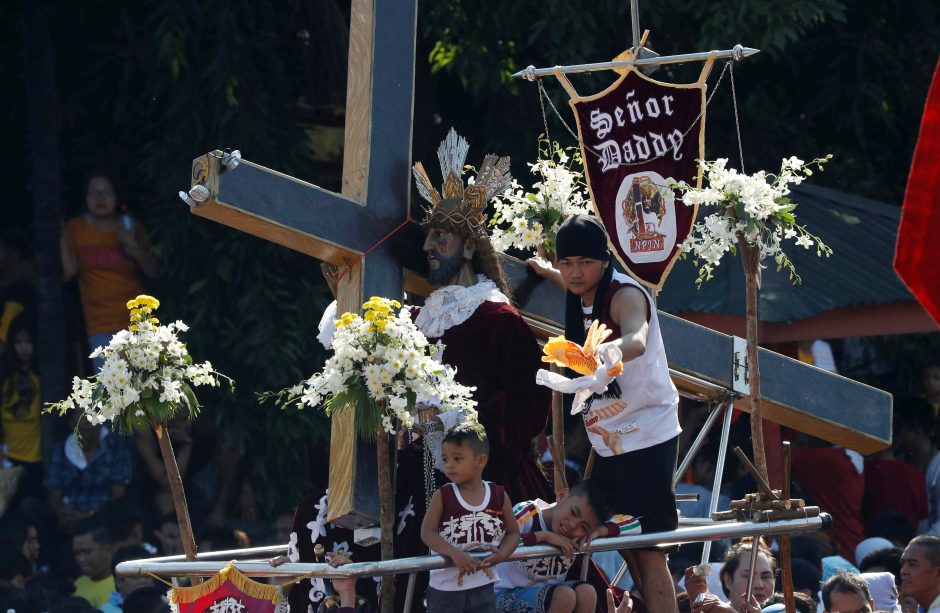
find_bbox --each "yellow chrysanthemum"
[127,295,160,311]
[130,324,139,332]
[334,312,357,329]
[148,318,159,324]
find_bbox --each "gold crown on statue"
[413,128,513,238]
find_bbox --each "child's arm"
[580,513,642,550]
[420,489,482,575]
[482,494,520,567]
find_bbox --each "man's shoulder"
[473,299,519,318]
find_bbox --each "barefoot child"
[494,480,641,613]
[421,422,520,612]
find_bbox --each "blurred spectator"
[856,537,895,567]
[822,555,860,583]
[821,572,874,613]
[1,314,44,506]
[199,526,250,553]
[135,415,192,518]
[798,339,838,373]
[859,546,903,578]
[719,539,776,610]
[867,513,917,548]
[923,359,940,417]
[761,592,816,613]
[0,514,42,575]
[861,571,902,613]
[98,498,156,553]
[71,519,115,609]
[863,446,928,530]
[792,435,866,558]
[0,229,36,360]
[152,514,182,556]
[900,535,940,613]
[273,511,293,546]
[893,398,936,473]
[100,545,155,613]
[60,171,160,370]
[0,548,31,591]
[50,596,100,613]
[790,558,822,601]
[676,442,731,519]
[121,586,171,613]
[45,414,132,530]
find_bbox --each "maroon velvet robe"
[426,299,551,504]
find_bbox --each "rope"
[536,60,733,168]
[729,62,746,173]
[147,570,178,590]
[335,218,412,284]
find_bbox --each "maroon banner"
[171,564,283,612]
[570,67,707,290]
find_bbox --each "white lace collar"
[413,275,509,338]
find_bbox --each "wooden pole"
[780,442,796,613]
[376,426,395,613]
[548,364,568,497]
[739,237,769,483]
[152,421,197,562]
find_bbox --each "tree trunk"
[153,420,198,561]
[376,426,395,613]
[738,237,769,483]
[19,0,68,441]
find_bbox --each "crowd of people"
[1,173,283,613]
[2,162,940,613]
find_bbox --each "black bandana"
[557,215,614,347]
[556,214,610,261]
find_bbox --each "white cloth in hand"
[317,300,338,349]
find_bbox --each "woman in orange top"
[60,173,160,368]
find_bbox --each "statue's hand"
[321,262,340,299]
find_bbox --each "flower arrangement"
[46,295,231,432]
[670,155,833,287]
[489,136,592,258]
[270,296,478,439]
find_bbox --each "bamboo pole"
[739,238,769,483]
[376,426,395,613]
[152,420,197,562]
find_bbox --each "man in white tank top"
[529,214,681,613]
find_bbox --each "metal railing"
[117,514,829,579]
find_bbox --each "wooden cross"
[183,0,892,529]
[185,0,419,529]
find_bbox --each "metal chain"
[537,77,553,144]
[536,60,732,167]
[729,62,746,173]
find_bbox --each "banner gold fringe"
[169,562,280,606]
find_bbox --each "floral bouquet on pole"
[269,296,477,610]
[272,296,478,436]
[671,155,833,288]
[670,155,832,481]
[489,137,592,260]
[46,295,231,561]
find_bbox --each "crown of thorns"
[413,128,512,238]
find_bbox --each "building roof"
[657,183,915,324]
